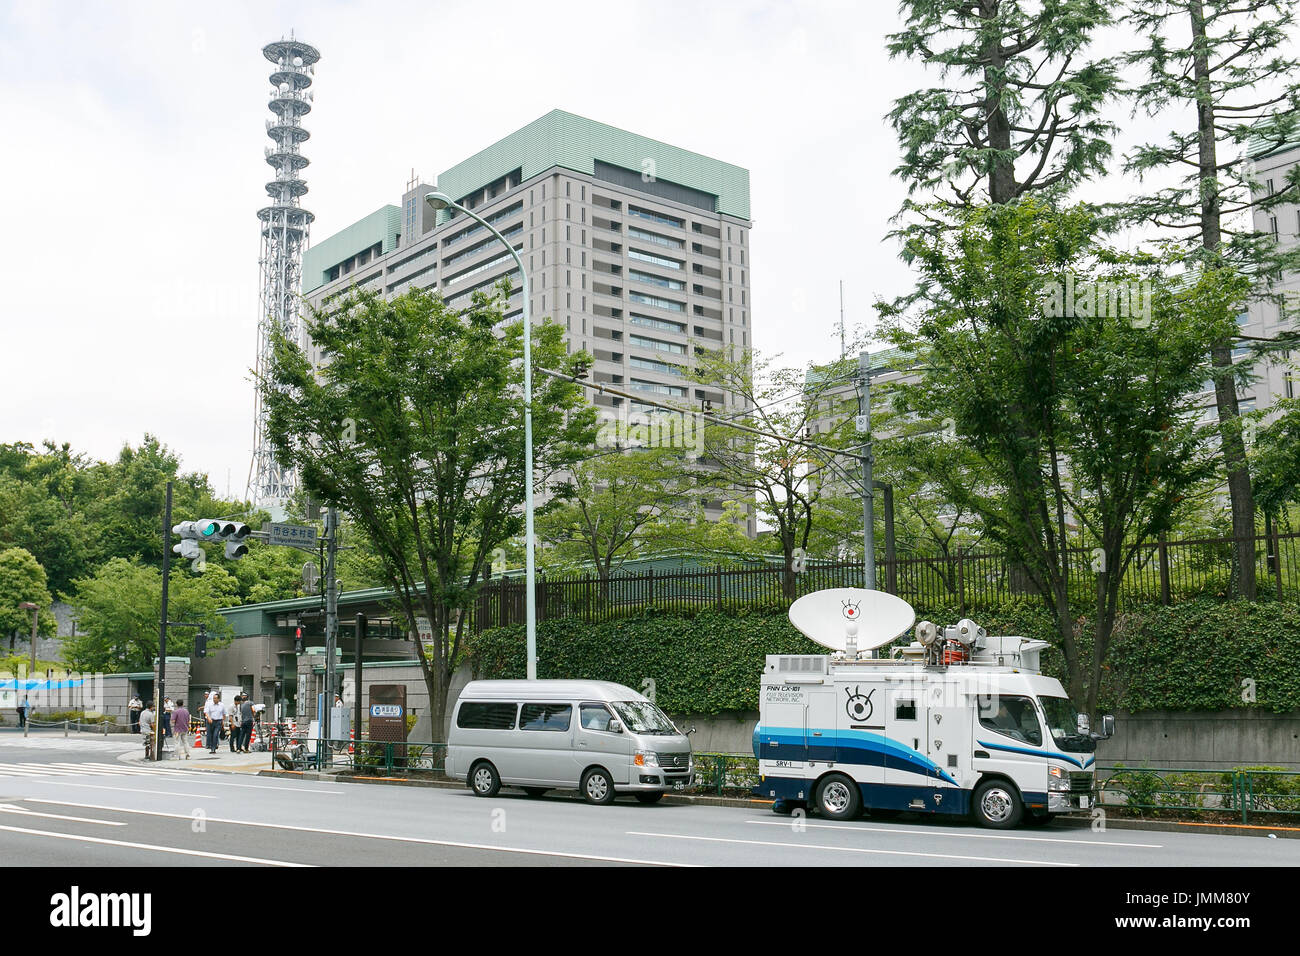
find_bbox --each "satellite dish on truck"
[789,588,916,654]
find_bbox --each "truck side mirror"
[1100,714,1115,739]
[607,719,622,734]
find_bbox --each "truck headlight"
[1048,765,1071,791]
[634,750,659,767]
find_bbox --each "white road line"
[626,830,1077,866]
[0,765,86,777]
[36,781,224,798]
[42,763,181,777]
[0,804,126,826]
[744,819,1165,848]
[25,800,695,867]
[0,823,310,866]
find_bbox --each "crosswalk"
[0,761,200,779]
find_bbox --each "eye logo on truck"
[840,599,861,620]
[845,685,875,721]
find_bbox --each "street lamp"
[426,190,538,679]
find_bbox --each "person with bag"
[203,692,225,753]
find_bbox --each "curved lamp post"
[425,191,537,679]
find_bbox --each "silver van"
[447,680,694,804]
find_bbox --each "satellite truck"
[753,588,1114,829]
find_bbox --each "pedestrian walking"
[239,694,255,752]
[228,695,243,753]
[139,701,156,758]
[204,692,225,753]
[163,697,174,739]
[171,699,191,759]
[128,695,142,734]
[17,696,30,728]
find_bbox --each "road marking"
[0,823,309,866]
[0,804,126,826]
[24,800,695,867]
[37,781,224,798]
[42,763,191,777]
[0,765,90,777]
[626,830,1077,866]
[744,819,1165,848]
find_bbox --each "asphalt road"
[2,730,1297,867]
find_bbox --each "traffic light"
[172,519,251,563]
[294,625,304,655]
[195,625,207,660]
[223,522,251,560]
[356,613,368,642]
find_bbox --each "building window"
[628,205,684,229]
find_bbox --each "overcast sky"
[0,0,1217,494]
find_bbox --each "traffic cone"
[193,726,202,748]
[348,729,354,754]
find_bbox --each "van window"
[895,699,917,720]
[580,702,614,731]
[457,702,517,730]
[520,703,572,732]
[978,695,1042,746]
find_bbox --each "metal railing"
[472,531,1300,631]
[1098,765,1300,824]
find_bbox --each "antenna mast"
[248,34,319,507]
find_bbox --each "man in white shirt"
[203,693,226,753]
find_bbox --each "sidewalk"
[118,736,271,774]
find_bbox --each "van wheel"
[815,774,861,820]
[522,787,548,798]
[581,768,616,805]
[469,762,500,798]
[973,779,1023,829]
[635,792,664,804]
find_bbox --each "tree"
[881,199,1234,713]
[1122,0,1300,596]
[689,348,858,596]
[887,0,1119,208]
[0,548,56,653]
[66,558,234,672]
[537,443,695,581]
[259,284,596,728]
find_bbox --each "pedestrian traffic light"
[294,626,304,655]
[195,624,207,660]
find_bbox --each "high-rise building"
[302,109,754,528]
[1244,140,1300,413]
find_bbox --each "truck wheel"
[470,761,500,798]
[973,779,1023,829]
[581,767,616,805]
[815,774,861,820]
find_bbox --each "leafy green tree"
[537,443,695,581]
[1121,0,1300,596]
[1253,394,1300,518]
[887,0,1119,207]
[66,558,234,672]
[881,200,1235,713]
[259,284,596,725]
[0,547,56,653]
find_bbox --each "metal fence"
[1098,765,1300,824]
[471,531,1300,630]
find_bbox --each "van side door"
[515,702,575,785]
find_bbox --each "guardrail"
[1097,765,1300,824]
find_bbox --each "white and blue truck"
[753,588,1114,828]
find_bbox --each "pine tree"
[888,0,1119,208]
[1123,0,1300,598]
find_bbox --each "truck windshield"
[1038,696,1096,753]
[612,700,679,736]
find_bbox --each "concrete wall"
[1094,709,1300,770]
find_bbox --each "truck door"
[806,691,837,763]
[924,682,966,813]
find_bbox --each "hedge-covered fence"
[466,599,1300,716]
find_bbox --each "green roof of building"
[436,109,750,221]
[302,204,401,293]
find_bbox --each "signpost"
[267,523,318,550]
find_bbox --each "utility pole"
[354,613,366,753]
[858,352,876,591]
[322,506,338,766]
[156,481,172,761]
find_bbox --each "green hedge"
[467,599,1300,715]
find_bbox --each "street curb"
[250,771,1300,835]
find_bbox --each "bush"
[35,710,114,725]
[1221,766,1300,813]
